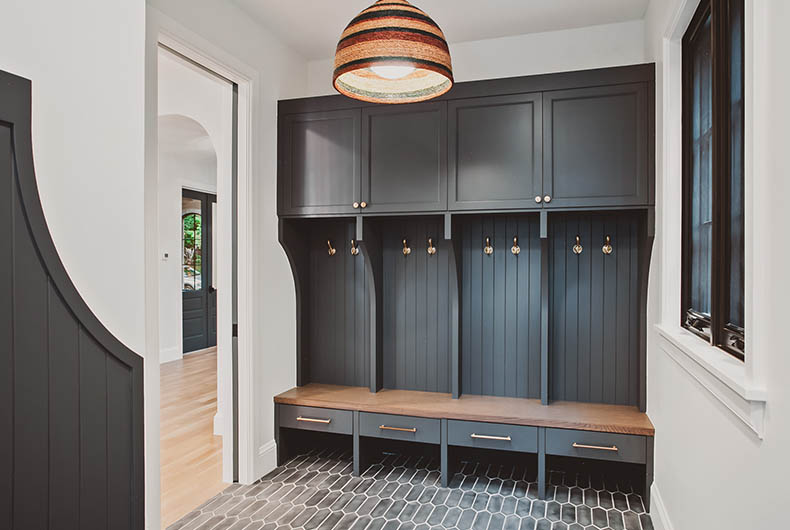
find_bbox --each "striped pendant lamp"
[333,0,453,104]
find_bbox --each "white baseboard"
[650,482,674,530]
[254,440,278,483]
[159,346,181,364]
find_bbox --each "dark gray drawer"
[278,404,353,435]
[448,420,538,453]
[359,412,440,444]
[545,428,647,464]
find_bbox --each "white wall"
[0,0,146,354]
[644,1,790,528]
[157,48,233,364]
[306,20,646,96]
[145,2,309,525]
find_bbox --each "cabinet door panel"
[361,102,447,213]
[449,94,543,210]
[543,84,648,208]
[279,109,360,215]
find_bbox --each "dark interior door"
[182,189,217,353]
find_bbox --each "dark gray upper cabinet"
[542,83,649,208]
[449,94,543,210]
[361,102,447,213]
[278,109,361,216]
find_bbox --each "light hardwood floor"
[160,348,226,529]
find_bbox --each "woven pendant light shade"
[333,0,453,104]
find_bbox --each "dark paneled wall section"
[380,217,452,393]
[0,71,143,530]
[549,213,643,406]
[459,215,541,399]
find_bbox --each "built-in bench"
[274,384,654,507]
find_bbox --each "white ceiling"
[231,0,650,60]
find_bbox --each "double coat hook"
[402,239,412,256]
[350,239,359,256]
[427,238,437,256]
[327,240,336,256]
[602,235,613,255]
[483,237,493,255]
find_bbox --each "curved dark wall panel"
[0,70,144,529]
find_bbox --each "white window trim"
[656,0,766,438]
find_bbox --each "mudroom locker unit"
[275,64,656,508]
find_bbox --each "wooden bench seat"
[274,383,655,437]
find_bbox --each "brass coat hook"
[402,239,412,256]
[602,235,613,255]
[327,240,336,256]
[350,239,359,256]
[427,237,437,256]
[484,237,493,256]
[511,236,521,256]
[573,235,583,255]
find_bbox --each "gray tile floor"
[168,449,653,530]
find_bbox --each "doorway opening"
[157,44,237,528]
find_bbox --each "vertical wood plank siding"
[549,212,642,406]
[382,217,452,393]
[460,215,541,399]
[308,220,371,388]
[0,71,143,530]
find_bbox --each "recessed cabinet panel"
[279,110,361,215]
[543,84,648,208]
[450,94,543,210]
[362,103,447,213]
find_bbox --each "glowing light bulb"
[370,65,416,80]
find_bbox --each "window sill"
[654,323,766,438]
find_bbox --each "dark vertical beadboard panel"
[589,217,605,403]
[12,176,49,530]
[528,218,541,398]
[504,217,518,397]
[550,216,566,401]
[383,231,396,389]
[564,216,580,402]
[602,215,618,404]
[577,220,592,402]
[48,287,80,529]
[107,356,133,530]
[492,219,506,396]
[0,125,13,529]
[79,330,108,530]
[460,214,540,398]
[481,217,494,395]
[381,218,451,393]
[306,219,369,388]
[549,212,641,406]
[615,217,632,405]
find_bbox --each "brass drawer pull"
[471,433,512,442]
[379,425,417,433]
[572,442,618,452]
[296,416,332,424]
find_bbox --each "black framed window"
[682,0,745,360]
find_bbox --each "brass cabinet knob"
[353,202,360,209]
[544,195,552,203]
[360,201,368,208]
[534,196,542,204]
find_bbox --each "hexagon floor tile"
[167,449,654,530]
